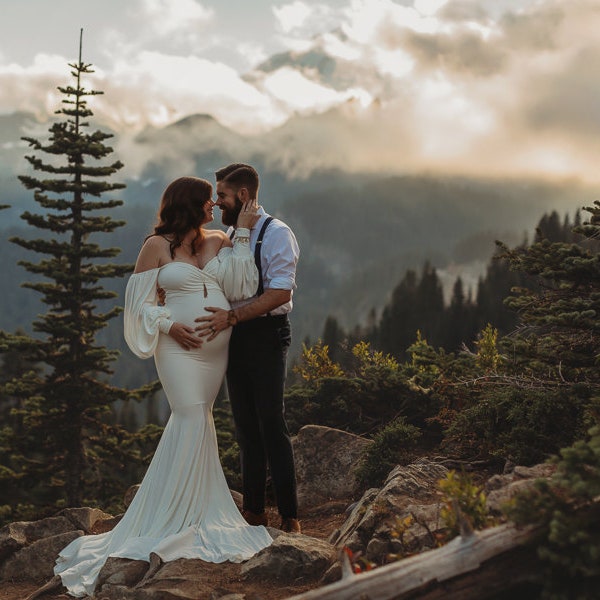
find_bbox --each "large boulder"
[59,507,114,533]
[0,530,82,583]
[332,458,449,562]
[240,533,336,583]
[0,516,75,564]
[485,463,556,515]
[292,425,372,507]
[96,556,149,590]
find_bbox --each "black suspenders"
[230,217,273,297]
[254,217,273,296]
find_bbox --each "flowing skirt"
[55,310,272,597]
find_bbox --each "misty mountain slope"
[2,105,598,383]
[1,170,594,386]
[283,174,595,331]
[132,113,248,178]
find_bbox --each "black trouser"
[226,314,298,519]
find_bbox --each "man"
[195,163,301,534]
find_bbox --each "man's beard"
[221,197,243,226]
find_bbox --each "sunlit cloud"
[0,54,71,118]
[258,67,366,112]
[89,51,285,132]
[0,0,599,182]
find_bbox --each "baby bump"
[155,288,231,411]
[166,288,230,329]
[155,325,231,412]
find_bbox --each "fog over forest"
[1,109,597,398]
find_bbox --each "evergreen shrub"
[445,386,588,464]
[506,425,600,599]
[354,417,421,487]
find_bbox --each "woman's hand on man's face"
[236,199,260,230]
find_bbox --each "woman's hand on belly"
[194,307,230,342]
[168,322,204,351]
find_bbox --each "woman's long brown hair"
[148,176,212,258]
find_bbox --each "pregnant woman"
[53,176,272,597]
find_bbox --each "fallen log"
[286,522,543,600]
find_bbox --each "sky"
[1,0,600,182]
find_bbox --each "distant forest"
[309,209,587,369]
[0,204,586,401]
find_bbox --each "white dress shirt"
[228,207,299,316]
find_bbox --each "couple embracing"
[54,163,300,597]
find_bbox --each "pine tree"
[501,201,600,388]
[443,276,478,351]
[322,316,346,364]
[376,268,418,359]
[415,261,444,342]
[0,32,154,517]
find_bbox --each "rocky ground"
[0,426,555,600]
[0,502,349,600]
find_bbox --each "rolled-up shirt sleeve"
[124,269,173,359]
[263,226,299,291]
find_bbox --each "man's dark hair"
[215,163,260,199]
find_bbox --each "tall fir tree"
[500,201,600,389]
[0,32,154,519]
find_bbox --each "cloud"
[273,1,313,34]
[257,66,372,113]
[523,45,600,138]
[89,51,285,132]
[402,29,507,76]
[272,1,341,49]
[138,0,214,38]
[0,54,71,119]
[438,0,490,22]
[1,0,600,183]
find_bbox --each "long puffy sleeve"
[215,228,259,301]
[124,269,173,359]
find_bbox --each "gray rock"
[292,425,372,507]
[365,536,390,561]
[0,530,82,583]
[124,484,141,508]
[96,556,149,589]
[59,507,114,533]
[0,523,28,564]
[485,462,556,515]
[240,533,335,583]
[334,458,448,560]
[486,479,540,515]
[230,490,243,511]
[513,464,555,479]
[98,558,241,600]
[0,516,75,564]
[485,473,511,492]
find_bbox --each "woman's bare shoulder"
[142,234,169,249]
[205,229,232,247]
[134,235,170,273]
[204,229,228,240]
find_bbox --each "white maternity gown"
[54,230,273,597]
